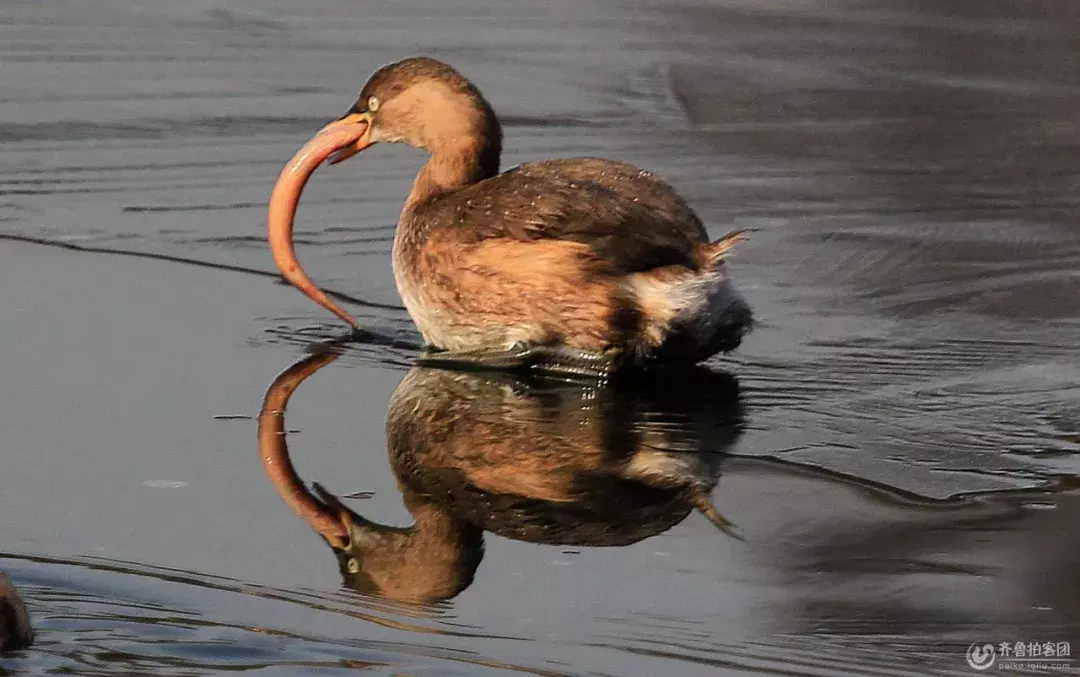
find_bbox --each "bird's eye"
[367,96,379,112]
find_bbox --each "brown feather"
[408,158,709,273]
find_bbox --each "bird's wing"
[420,158,709,272]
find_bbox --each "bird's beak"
[326,111,376,165]
[266,112,375,329]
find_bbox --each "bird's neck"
[404,133,501,213]
[366,499,481,572]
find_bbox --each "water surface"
[2,0,1078,675]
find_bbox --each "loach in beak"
[327,111,375,165]
[266,112,374,329]
[257,348,351,549]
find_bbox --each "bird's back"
[396,157,750,363]
[410,157,710,273]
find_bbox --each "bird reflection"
[258,349,743,604]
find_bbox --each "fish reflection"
[258,349,743,604]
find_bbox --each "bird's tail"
[703,229,747,266]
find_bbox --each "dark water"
[2,0,1078,675]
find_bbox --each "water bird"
[269,57,752,375]
[259,348,742,603]
[0,573,33,652]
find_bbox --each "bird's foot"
[416,343,617,379]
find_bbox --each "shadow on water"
[1,343,1076,675]
[258,347,745,605]
[0,553,572,676]
[245,345,1080,674]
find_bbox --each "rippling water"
[2,0,1078,675]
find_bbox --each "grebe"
[258,348,742,603]
[269,57,752,374]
